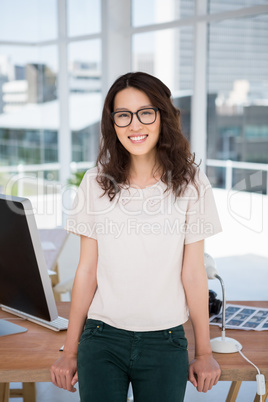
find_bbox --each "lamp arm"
[215,274,226,338]
[208,264,242,353]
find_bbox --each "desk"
[0,303,69,402]
[0,301,267,402]
[185,301,268,402]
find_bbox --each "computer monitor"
[0,194,63,336]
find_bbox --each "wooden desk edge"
[0,370,52,383]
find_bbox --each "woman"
[50,72,222,401]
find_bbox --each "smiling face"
[113,87,161,159]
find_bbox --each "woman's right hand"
[50,354,78,393]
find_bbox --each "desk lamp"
[204,253,242,353]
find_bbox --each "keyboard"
[1,306,69,331]
[27,315,69,331]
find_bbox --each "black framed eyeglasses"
[111,107,159,128]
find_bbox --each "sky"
[0,0,57,42]
[0,0,180,70]
[0,0,103,42]
[0,0,101,70]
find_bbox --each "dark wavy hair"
[96,71,198,201]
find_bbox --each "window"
[207,13,268,191]
[208,0,268,14]
[132,26,194,141]
[0,44,58,167]
[132,0,194,27]
[0,0,102,196]
[68,0,101,36]
[0,0,57,42]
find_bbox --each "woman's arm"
[50,235,98,392]
[181,240,221,393]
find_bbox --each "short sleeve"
[65,169,97,240]
[184,169,222,245]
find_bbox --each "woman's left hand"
[188,354,221,393]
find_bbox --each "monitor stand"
[0,319,28,337]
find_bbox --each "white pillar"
[190,0,208,169]
[57,0,71,186]
[101,0,132,97]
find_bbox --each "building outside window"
[0,0,267,197]
[132,0,268,194]
[207,11,268,193]
[0,0,101,194]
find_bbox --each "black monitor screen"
[0,195,57,321]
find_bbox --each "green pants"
[77,319,189,402]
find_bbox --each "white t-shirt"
[66,166,222,331]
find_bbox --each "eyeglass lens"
[113,108,157,127]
